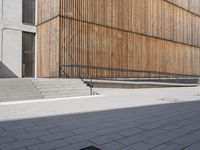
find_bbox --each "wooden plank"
[58,17,200,77]
[37,17,60,77]
[55,0,200,47]
[37,0,200,77]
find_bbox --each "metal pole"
[90,78,93,95]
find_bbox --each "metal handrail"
[60,64,200,86]
[60,64,94,95]
[60,64,200,78]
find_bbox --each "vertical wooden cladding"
[165,0,200,16]
[37,17,60,77]
[37,0,200,77]
[60,18,200,77]
[59,0,200,47]
[37,0,60,24]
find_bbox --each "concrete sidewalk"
[0,87,200,150]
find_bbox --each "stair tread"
[0,95,43,99]
[45,93,90,98]
[0,78,92,101]
[41,91,90,95]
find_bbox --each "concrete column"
[0,0,36,78]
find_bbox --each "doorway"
[22,32,35,78]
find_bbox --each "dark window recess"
[22,32,35,77]
[22,0,35,25]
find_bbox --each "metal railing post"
[90,78,93,95]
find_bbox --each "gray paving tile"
[118,128,143,137]
[183,121,200,131]
[0,127,5,132]
[165,128,192,138]
[3,123,35,131]
[94,127,122,135]
[135,117,159,125]
[183,141,200,150]
[90,133,123,145]
[0,138,41,150]
[162,122,189,131]
[14,130,49,140]
[117,134,149,145]
[116,122,139,130]
[142,128,168,137]
[0,129,28,138]
[57,141,99,150]
[145,135,173,146]
[39,131,74,142]
[120,142,154,150]
[65,133,99,144]
[71,126,99,134]
[0,122,18,129]
[28,139,69,150]
[187,115,200,122]
[14,147,28,150]
[151,142,184,150]
[100,142,124,150]
[172,130,200,146]
[0,137,16,145]
[95,120,121,127]
[139,120,170,130]
[25,123,57,132]
[47,126,72,134]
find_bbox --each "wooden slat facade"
[37,17,60,77]
[165,0,200,16]
[37,0,200,78]
[37,0,60,24]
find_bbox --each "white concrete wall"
[0,0,36,78]
[2,30,22,77]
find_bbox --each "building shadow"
[0,61,18,78]
[0,100,200,149]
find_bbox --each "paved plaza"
[0,87,200,150]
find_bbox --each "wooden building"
[37,0,200,78]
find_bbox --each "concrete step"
[0,88,40,94]
[0,86,38,91]
[33,81,83,85]
[84,79,198,89]
[34,84,86,89]
[0,91,40,96]
[0,79,31,84]
[0,84,37,89]
[0,82,31,85]
[32,79,82,83]
[40,89,90,96]
[0,78,91,101]
[38,87,88,92]
[0,95,43,102]
[33,78,90,98]
[44,92,90,99]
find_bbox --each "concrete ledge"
[84,79,198,89]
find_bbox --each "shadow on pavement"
[0,100,200,150]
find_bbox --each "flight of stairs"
[0,79,43,102]
[0,78,90,102]
[32,79,90,99]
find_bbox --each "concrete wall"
[0,0,36,78]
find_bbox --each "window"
[22,0,35,25]
[22,32,35,77]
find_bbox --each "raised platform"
[84,79,198,89]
